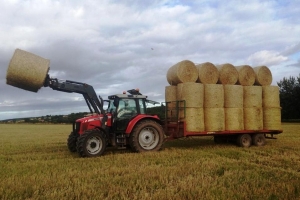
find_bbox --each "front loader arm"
[44,75,104,115]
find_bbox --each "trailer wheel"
[237,134,252,147]
[76,129,107,157]
[252,134,266,146]
[67,131,78,152]
[130,120,164,152]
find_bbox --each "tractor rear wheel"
[76,129,107,157]
[252,134,266,146]
[67,131,78,152]
[130,120,164,152]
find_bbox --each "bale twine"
[204,84,224,108]
[165,86,177,108]
[263,107,282,130]
[262,86,280,107]
[6,49,50,92]
[196,62,219,84]
[204,108,225,131]
[183,108,205,132]
[225,108,244,131]
[224,85,243,108]
[244,107,263,130]
[243,86,262,107]
[216,63,238,85]
[177,82,204,108]
[235,65,256,86]
[166,60,198,85]
[253,66,272,86]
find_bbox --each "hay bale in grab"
[166,60,198,85]
[6,49,50,92]
[235,65,256,86]
[253,66,272,86]
[177,82,204,108]
[262,86,280,107]
[224,85,243,108]
[216,63,238,85]
[196,62,219,84]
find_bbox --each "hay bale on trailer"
[204,108,225,131]
[177,82,204,108]
[225,108,244,131]
[6,49,50,92]
[253,66,272,86]
[182,108,205,132]
[216,63,238,85]
[244,107,263,130]
[166,60,198,85]
[224,85,243,108]
[262,86,280,107]
[235,65,256,86]
[196,62,219,84]
[204,84,224,108]
[263,107,282,130]
[243,86,262,108]
[165,86,177,119]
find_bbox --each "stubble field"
[0,123,300,200]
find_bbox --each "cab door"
[114,98,138,132]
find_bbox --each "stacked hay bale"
[177,82,204,132]
[6,49,50,92]
[165,60,281,132]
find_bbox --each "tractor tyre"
[129,120,164,152]
[237,134,252,147]
[252,134,266,146]
[76,129,107,157]
[67,131,78,152]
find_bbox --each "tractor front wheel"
[130,120,164,152]
[67,132,78,152]
[76,129,107,157]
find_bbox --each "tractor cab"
[107,89,148,133]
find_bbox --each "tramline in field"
[6,49,283,157]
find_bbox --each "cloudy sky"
[0,0,300,120]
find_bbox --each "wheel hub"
[138,127,159,150]
[86,136,102,154]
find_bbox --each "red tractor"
[44,76,165,157]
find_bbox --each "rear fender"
[125,115,161,135]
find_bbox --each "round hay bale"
[165,86,177,108]
[263,107,282,130]
[244,107,263,130]
[204,108,225,131]
[224,85,243,108]
[216,63,238,85]
[253,66,272,86]
[243,86,262,107]
[225,108,244,131]
[177,82,204,108]
[235,65,255,86]
[204,84,224,108]
[184,108,205,132]
[6,49,50,92]
[166,60,198,85]
[196,62,219,84]
[262,86,280,107]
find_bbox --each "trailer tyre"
[76,129,107,157]
[130,120,164,152]
[237,134,252,147]
[252,134,266,146]
[67,131,78,152]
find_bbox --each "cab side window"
[139,99,146,114]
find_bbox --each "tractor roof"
[108,94,148,99]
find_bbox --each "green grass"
[0,123,300,199]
